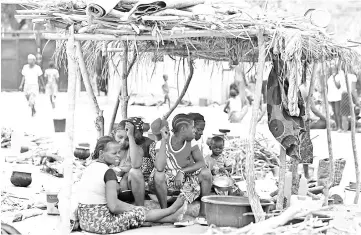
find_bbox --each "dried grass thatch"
[13,0,361,75]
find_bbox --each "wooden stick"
[244,28,266,222]
[320,60,334,206]
[41,29,264,41]
[94,29,137,35]
[75,41,104,137]
[108,44,138,134]
[344,68,360,204]
[153,9,194,17]
[61,25,76,235]
[163,56,194,120]
[164,0,205,9]
[237,205,306,234]
[291,158,300,195]
[120,41,129,120]
[277,146,287,210]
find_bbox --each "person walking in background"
[44,61,59,109]
[339,67,361,132]
[161,74,171,108]
[224,89,249,123]
[327,66,342,131]
[19,54,44,117]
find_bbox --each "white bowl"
[6,155,18,163]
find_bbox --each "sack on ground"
[317,158,346,187]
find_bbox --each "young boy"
[161,74,171,108]
[205,136,233,176]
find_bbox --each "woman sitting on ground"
[77,136,186,234]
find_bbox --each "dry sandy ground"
[1,92,360,235]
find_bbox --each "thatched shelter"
[7,0,361,233]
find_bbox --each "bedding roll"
[87,0,120,18]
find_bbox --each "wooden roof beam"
[42,29,264,41]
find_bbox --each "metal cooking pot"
[213,176,234,192]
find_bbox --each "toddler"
[205,136,234,176]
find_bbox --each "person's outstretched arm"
[154,127,169,172]
[125,122,143,169]
[19,76,25,90]
[105,176,135,213]
[19,66,26,90]
[224,100,230,113]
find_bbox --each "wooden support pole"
[305,63,319,119]
[75,67,81,99]
[60,25,76,235]
[163,56,194,120]
[245,28,266,222]
[120,41,129,120]
[344,68,360,204]
[276,147,287,210]
[320,61,334,206]
[290,63,319,195]
[75,41,104,137]
[42,29,268,41]
[108,43,138,134]
[291,158,300,195]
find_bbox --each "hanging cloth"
[266,57,306,160]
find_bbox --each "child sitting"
[205,136,242,196]
[205,136,234,176]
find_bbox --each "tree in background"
[1,4,32,31]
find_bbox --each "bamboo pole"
[276,147,287,210]
[75,41,104,137]
[163,56,194,120]
[344,67,360,204]
[60,25,76,235]
[320,60,334,206]
[108,43,138,134]
[245,28,266,222]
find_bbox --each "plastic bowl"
[202,195,273,228]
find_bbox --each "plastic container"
[10,129,23,154]
[290,195,323,210]
[298,175,308,196]
[46,191,60,215]
[284,172,292,206]
[199,98,208,107]
[53,119,66,132]
[290,195,311,207]
[201,196,273,228]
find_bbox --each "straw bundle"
[14,0,361,74]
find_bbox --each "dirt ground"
[1,92,360,235]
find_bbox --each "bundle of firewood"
[222,135,279,180]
